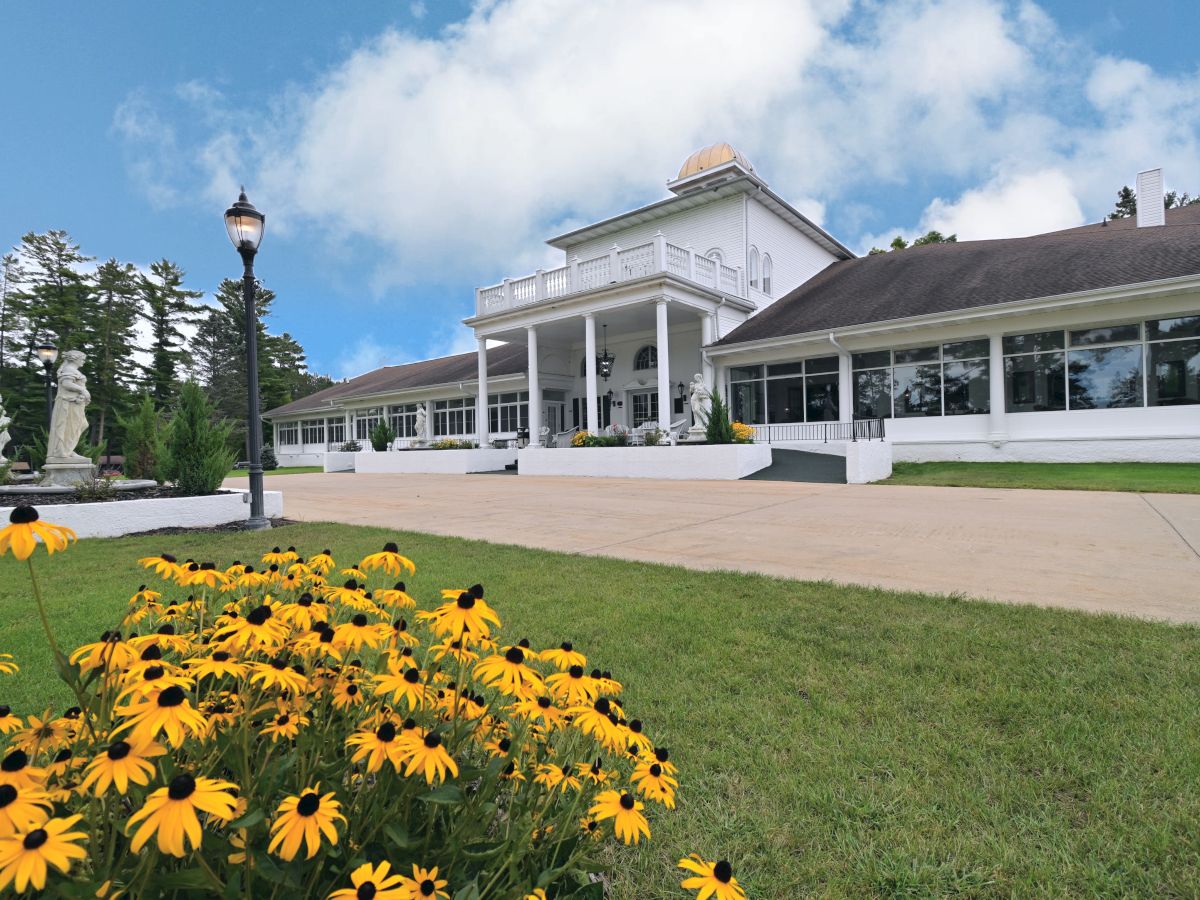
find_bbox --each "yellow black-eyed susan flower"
[331,679,365,711]
[79,739,164,796]
[389,617,420,648]
[0,783,52,832]
[546,665,598,706]
[569,697,623,748]
[129,585,161,605]
[0,750,45,791]
[0,655,17,676]
[430,637,479,665]
[137,552,182,579]
[328,860,409,899]
[0,506,75,560]
[275,593,327,631]
[0,707,22,735]
[474,647,544,699]
[511,695,569,730]
[589,789,650,844]
[308,549,335,574]
[248,658,309,695]
[115,665,194,703]
[334,613,387,652]
[126,773,238,857]
[346,720,408,773]
[181,561,230,589]
[397,865,450,899]
[360,542,416,577]
[534,763,582,794]
[68,632,137,673]
[234,566,271,590]
[267,784,344,861]
[590,668,624,696]
[374,582,416,610]
[541,641,586,671]
[575,758,613,787]
[11,710,73,754]
[324,578,368,606]
[0,813,87,892]
[579,816,602,841]
[621,717,653,754]
[398,731,458,785]
[129,625,193,656]
[678,855,747,899]
[184,650,248,682]
[633,759,679,808]
[215,603,287,652]
[419,585,501,638]
[114,685,207,748]
[260,546,292,567]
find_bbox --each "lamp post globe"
[35,343,58,432]
[224,188,270,530]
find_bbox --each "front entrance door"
[545,402,566,437]
[630,390,659,427]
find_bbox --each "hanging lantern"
[597,324,615,381]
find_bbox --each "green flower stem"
[25,557,97,741]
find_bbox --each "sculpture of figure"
[46,350,91,462]
[0,394,11,460]
[414,403,428,444]
[688,373,712,426]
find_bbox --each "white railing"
[475,232,745,316]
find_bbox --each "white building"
[266,145,1200,469]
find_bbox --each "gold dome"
[676,143,754,180]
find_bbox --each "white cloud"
[409,1,426,19]
[922,169,1085,240]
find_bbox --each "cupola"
[668,143,756,194]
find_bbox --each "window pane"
[730,381,765,424]
[943,360,990,415]
[943,339,989,361]
[1147,338,1200,405]
[894,346,939,364]
[1069,323,1140,347]
[766,361,805,377]
[805,373,839,421]
[1147,314,1200,341]
[852,351,890,370]
[765,376,804,423]
[893,364,942,417]
[1068,346,1144,409]
[1005,352,1065,412]
[854,370,891,418]
[805,355,840,374]
[1003,331,1064,354]
[729,365,762,382]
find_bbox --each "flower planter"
[20,489,284,538]
[352,448,516,474]
[517,444,771,480]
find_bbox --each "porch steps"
[742,449,846,484]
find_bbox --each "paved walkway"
[241,473,1200,624]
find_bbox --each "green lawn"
[224,465,324,478]
[884,460,1200,493]
[3,524,1199,897]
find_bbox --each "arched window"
[633,345,657,370]
[748,247,760,289]
[705,249,724,265]
[762,254,773,296]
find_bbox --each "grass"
[883,460,1200,493]
[3,524,1200,897]
[224,465,323,478]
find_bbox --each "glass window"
[633,346,657,370]
[854,370,891,419]
[766,362,805,377]
[277,422,299,446]
[893,364,942,417]
[1148,338,1200,406]
[1147,315,1200,341]
[326,418,345,445]
[630,391,659,426]
[749,247,760,289]
[1003,331,1064,354]
[1067,346,1143,409]
[943,360,989,415]
[805,372,839,421]
[729,365,763,383]
[301,419,325,444]
[1070,323,1140,346]
[730,380,765,424]
[943,339,989,361]
[433,399,475,437]
[1005,353,1065,412]
[354,408,383,441]
[852,351,890,370]
[765,377,804,423]
[388,404,418,437]
[805,355,840,374]
[762,255,772,295]
[894,346,939,364]
[488,391,529,433]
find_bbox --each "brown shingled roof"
[265,343,527,418]
[716,212,1200,347]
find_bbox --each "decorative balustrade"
[475,232,745,316]
[750,418,887,443]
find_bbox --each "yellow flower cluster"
[571,430,591,447]
[731,421,755,444]
[0,512,712,896]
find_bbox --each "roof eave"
[263,372,528,420]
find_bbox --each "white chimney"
[1136,168,1165,227]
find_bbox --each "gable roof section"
[265,343,527,418]
[715,216,1200,347]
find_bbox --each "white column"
[526,326,541,447]
[476,339,489,447]
[838,352,853,423]
[584,314,598,433]
[700,313,715,389]
[987,334,1007,443]
[656,299,671,433]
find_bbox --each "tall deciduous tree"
[868,230,957,255]
[139,259,204,407]
[1108,184,1199,219]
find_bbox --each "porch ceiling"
[481,299,701,346]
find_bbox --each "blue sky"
[4,1,1199,380]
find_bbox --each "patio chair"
[552,426,578,448]
[667,419,688,443]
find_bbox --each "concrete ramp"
[743,449,847,483]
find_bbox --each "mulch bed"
[128,518,302,536]
[0,486,206,507]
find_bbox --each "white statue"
[688,373,712,425]
[414,403,428,445]
[0,394,11,460]
[46,350,91,462]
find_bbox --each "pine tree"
[120,393,166,482]
[0,252,25,385]
[1109,185,1138,219]
[163,382,235,495]
[139,259,204,407]
[90,259,143,448]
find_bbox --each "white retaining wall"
[323,452,357,473]
[353,448,516,474]
[759,440,894,482]
[276,452,325,467]
[518,444,771,480]
[35,490,284,539]
[893,438,1200,463]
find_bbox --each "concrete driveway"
[237,473,1200,624]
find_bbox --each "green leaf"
[453,880,481,900]
[419,784,465,805]
[384,823,415,847]
[228,806,265,830]
[154,868,213,890]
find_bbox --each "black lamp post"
[35,344,58,432]
[224,188,270,531]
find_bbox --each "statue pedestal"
[40,459,97,487]
[682,425,708,444]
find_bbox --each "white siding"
[746,197,839,310]
[564,196,746,270]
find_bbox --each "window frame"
[633,345,658,371]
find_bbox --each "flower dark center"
[561,641,573,651]
[157,624,176,635]
[505,647,524,665]
[404,668,420,684]
[9,506,38,524]
[498,738,511,752]
[143,665,164,680]
[357,885,378,900]
[630,719,643,733]
[394,582,406,591]
[568,665,584,679]
[619,793,635,810]
[649,763,662,777]
[423,732,442,749]
[213,651,231,662]
[420,880,436,896]
[270,658,287,670]
[246,605,272,626]
[344,579,359,591]
[456,593,475,609]
[537,696,551,709]
[168,774,196,800]
[376,722,396,742]
[655,748,669,762]
[346,684,359,696]
[107,741,132,761]
[352,614,368,627]
[594,698,610,714]
[157,686,186,707]
[276,714,290,725]
[714,860,733,883]
[0,707,9,718]
[383,542,399,553]
[141,645,162,661]
[296,792,320,816]
[299,596,313,607]
[1,750,28,771]
[53,749,71,764]
[22,828,47,850]
[0,785,15,806]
